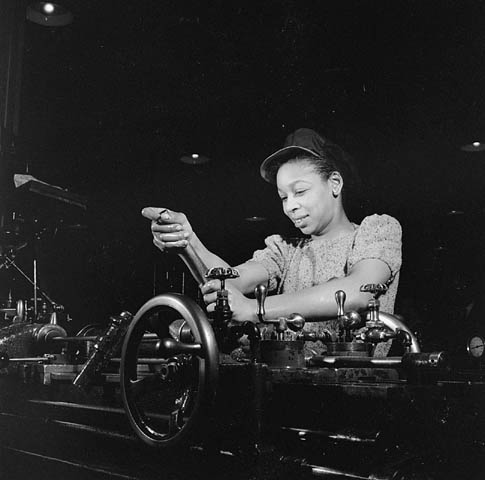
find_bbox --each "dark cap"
[260,128,330,183]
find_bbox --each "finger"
[156,232,190,242]
[153,237,165,250]
[200,280,221,294]
[206,303,215,313]
[202,292,218,305]
[154,234,188,248]
[151,223,183,233]
[158,210,186,225]
[142,207,171,221]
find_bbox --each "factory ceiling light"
[26,2,73,27]
[460,141,485,152]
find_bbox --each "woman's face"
[276,159,340,237]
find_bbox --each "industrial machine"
[1,236,485,480]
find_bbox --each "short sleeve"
[348,214,402,279]
[248,234,291,291]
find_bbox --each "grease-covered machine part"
[0,322,67,358]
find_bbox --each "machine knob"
[360,283,388,298]
[343,311,362,329]
[286,313,305,332]
[254,284,267,321]
[205,267,240,290]
[335,290,346,319]
[206,267,239,327]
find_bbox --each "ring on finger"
[156,209,169,225]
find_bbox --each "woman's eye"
[295,190,306,196]
[280,197,287,203]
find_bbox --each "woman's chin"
[298,225,313,235]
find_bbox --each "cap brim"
[260,145,319,183]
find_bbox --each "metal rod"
[50,333,160,343]
[309,464,372,479]
[51,336,98,342]
[33,259,38,319]
[3,255,56,305]
[309,356,403,368]
[110,357,169,364]
[10,357,52,363]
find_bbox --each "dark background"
[1,0,485,348]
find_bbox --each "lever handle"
[335,290,346,318]
[178,243,209,286]
[254,284,267,321]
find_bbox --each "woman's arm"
[202,258,392,322]
[262,258,391,319]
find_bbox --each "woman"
[142,128,402,334]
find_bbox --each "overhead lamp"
[180,153,211,165]
[26,2,73,27]
[244,216,267,223]
[460,141,485,152]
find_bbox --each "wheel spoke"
[168,388,192,433]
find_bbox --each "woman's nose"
[285,195,299,212]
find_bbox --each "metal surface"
[260,340,306,368]
[377,312,421,353]
[177,243,209,286]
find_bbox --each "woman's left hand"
[200,280,257,323]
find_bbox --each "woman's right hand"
[141,207,194,252]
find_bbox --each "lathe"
[0,244,484,480]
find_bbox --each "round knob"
[286,313,305,332]
[344,311,362,329]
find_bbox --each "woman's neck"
[311,212,354,241]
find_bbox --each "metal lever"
[360,284,388,325]
[334,290,362,341]
[254,284,267,322]
[335,290,346,319]
[176,243,208,287]
[73,311,133,389]
[264,314,305,332]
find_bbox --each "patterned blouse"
[246,214,402,351]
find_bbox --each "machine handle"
[178,243,209,286]
[335,290,346,318]
[254,284,267,321]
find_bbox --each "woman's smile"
[292,215,308,227]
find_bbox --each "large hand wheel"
[120,293,218,447]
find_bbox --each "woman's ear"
[328,171,344,197]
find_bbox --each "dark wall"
[1,1,484,345]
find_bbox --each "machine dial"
[466,335,485,358]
